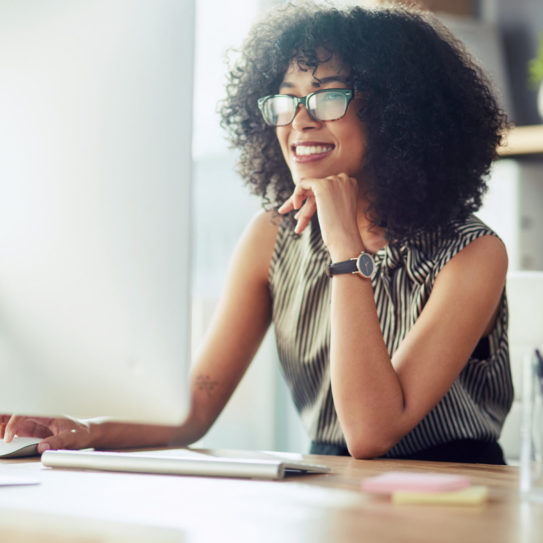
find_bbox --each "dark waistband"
[310,439,506,465]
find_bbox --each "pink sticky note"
[361,471,470,494]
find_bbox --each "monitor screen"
[0,0,193,425]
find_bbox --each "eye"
[323,91,343,101]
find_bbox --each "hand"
[0,414,93,454]
[278,173,363,258]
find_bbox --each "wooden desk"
[0,450,542,543]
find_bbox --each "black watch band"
[328,251,375,279]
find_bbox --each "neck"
[356,200,387,254]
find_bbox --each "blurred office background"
[191,0,543,461]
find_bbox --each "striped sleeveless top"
[269,214,513,458]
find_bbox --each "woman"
[1,3,513,463]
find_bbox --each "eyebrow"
[279,75,350,90]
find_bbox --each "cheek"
[348,125,367,161]
[335,114,366,155]
[275,128,289,157]
[339,132,367,177]
[280,143,295,173]
[342,128,365,156]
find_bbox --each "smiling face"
[275,54,367,184]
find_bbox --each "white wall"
[478,159,543,271]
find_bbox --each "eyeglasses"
[257,88,354,127]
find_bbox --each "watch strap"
[328,251,375,279]
[328,259,357,275]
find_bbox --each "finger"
[277,197,295,214]
[17,421,54,439]
[37,433,71,453]
[4,415,24,442]
[279,185,313,214]
[0,415,10,437]
[37,425,91,453]
[291,187,313,211]
[294,197,317,234]
[4,416,56,442]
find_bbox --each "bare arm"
[330,234,507,458]
[281,173,507,459]
[2,211,279,452]
[169,210,278,445]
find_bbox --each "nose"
[291,103,321,131]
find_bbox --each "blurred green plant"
[528,33,543,88]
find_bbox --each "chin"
[291,165,335,181]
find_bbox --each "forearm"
[86,419,183,450]
[330,275,405,457]
[86,375,229,450]
[86,415,207,452]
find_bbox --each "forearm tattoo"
[196,374,218,397]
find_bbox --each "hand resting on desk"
[0,414,185,454]
[0,415,92,454]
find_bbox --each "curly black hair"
[219,2,509,242]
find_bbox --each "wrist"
[327,239,365,263]
[329,250,375,280]
[85,417,110,448]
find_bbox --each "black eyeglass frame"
[257,88,354,127]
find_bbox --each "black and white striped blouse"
[269,214,513,457]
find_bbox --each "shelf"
[498,125,543,157]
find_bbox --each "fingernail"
[38,443,51,454]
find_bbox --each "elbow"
[343,427,402,460]
[346,440,392,460]
[338,401,410,459]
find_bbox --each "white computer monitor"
[0,0,193,425]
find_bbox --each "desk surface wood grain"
[0,450,541,543]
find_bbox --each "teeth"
[294,145,333,156]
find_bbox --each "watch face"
[356,252,374,278]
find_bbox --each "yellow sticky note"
[392,485,488,505]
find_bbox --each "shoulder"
[440,232,507,279]
[444,216,506,270]
[434,223,507,299]
[397,215,507,296]
[412,215,504,269]
[241,209,279,249]
[229,210,279,284]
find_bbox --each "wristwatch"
[328,251,375,279]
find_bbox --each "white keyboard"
[41,449,330,480]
